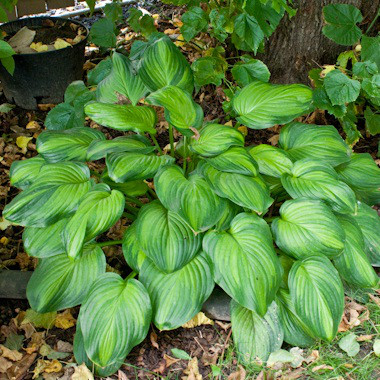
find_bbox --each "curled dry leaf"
[164,353,180,368]
[227,365,246,380]
[25,332,45,354]
[182,312,214,328]
[312,364,334,372]
[72,363,94,380]
[0,344,23,361]
[150,331,159,349]
[32,359,62,379]
[55,309,76,329]
[0,357,12,373]
[357,334,374,342]
[56,340,73,353]
[182,357,202,380]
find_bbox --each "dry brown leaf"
[357,334,374,342]
[72,363,94,380]
[150,331,159,349]
[0,357,12,373]
[117,370,129,380]
[268,134,280,146]
[312,364,334,372]
[182,312,214,328]
[228,365,246,380]
[56,340,73,353]
[285,367,305,379]
[215,321,231,331]
[305,350,319,364]
[32,359,62,379]
[55,309,76,329]
[182,357,202,380]
[25,331,45,354]
[164,354,180,368]
[344,363,354,368]
[37,104,56,111]
[0,344,23,361]
[368,293,380,308]
[6,353,37,380]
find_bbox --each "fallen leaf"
[37,104,55,111]
[25,331,45,354]
[268,134,279,146]
[182,312,214,328]
[39,343,70,360]
[56,340,73,353]
[182,357,202,380]
[8,26,36,53]
[0,217,11,231]
[368,293,380,308]
[72,363,94,380]
[0,357,12,373]
[0,103,15,113]
[32,359,62,379]
[357,334,374,342]
[150,331,159,349]
[23,309,56,329]
[215,321,231,331]
[339,333,360,357]
[26,121,40,130]
[374,339,380,357]
[54,38,71,50]
[55,309,76,329]
[16,136,32,154]
[4,333,24,351]
[305,350,319,364]
[228,365,246,380]
[164,354,180,367]
[30,42,48,52]
[7,353,37,379]
[118,370,129,380]
[0,236,9,245]
[237,126,248,136]
[321,65,335,77]
[267,349,294,368]
[0,344,23,361]
[312,364,334,372]
[289,347,304,368]
[171,348,191,360]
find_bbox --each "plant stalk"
[169,123,175,157]
[126,271,137,280]
[183,136,188,172]
[125,196,145,207]
[150,134,163,154]
[366,9,380,34]
[96,240,123,247]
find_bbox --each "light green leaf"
[128,8,157,38]
[362,74,380,106]
[361,35,380,69]
[171,348,192,360]
[231,56,270,86]
[266,349,294,367]
[271,198,345,259]
[203,213,282,315]
[364,107,380,136]
[231,301,283,362]
[90,18,116,48]
[139,252,214,330]
[85,103,157,135]
[374,339,380,357]
[136,201,201,273]
[233,81,313,129]
[101,172,148,197]
[27,244,106,313]
[279,122,352,166]
[180,6,208,41]
[339,333,360,357]
[10,156,45,189]
[0,40,15,58]
[0,103,15,113]
[122,222,147,272]
[80,273,151,367]
[289,255,344,341]
[3,162,91,227]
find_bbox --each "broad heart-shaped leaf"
[180,6,208,41]
[361,35,380,69]
[106,152,175,182]
[79,274,151,367]
[333,215,378,288]
[276,289,315,347]
[88,56,112,86]
[155,165,227,232]
[281,159,357,214]
[232,81,313,130]
[352,202,380,266]
[3,162,91,227]
[36,127,105,163]
[27,244,106,313]
[87,135,154,161]
[10,156,45,189]
[231,300,283,362]
[206,147,258,176]
[45,103,84,131]
[146,86,197,130]
[231,56,270,87]
[122,223,147,272]
[189,124,244,157]
[136,201,201,273]
[62,184,125,259]
[101,171,148,197]
[312,87,347,119]
[203,213,282,316]
[139,252,214,330]
[85,103,157,135]
[138,34,194,94]
[322,4,363,46]
[23,218,68,258]
[214,200,242,231]
[249,145,293,178]
[200,162,273,214]
[279,122,352,166]
[271,199,345,260]
[96,52,147,106]
[289,255,344,341]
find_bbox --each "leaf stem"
[122,212,136,220]
[169,123,175,157]
[150,134,163,154]
[126,271,137,280]
[125,196,145,207]
[183,136,188,173]
[124,203,139,214]
[147,187,158,199]
[96,240,123,247]
[366,9,380,35]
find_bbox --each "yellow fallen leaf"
[72,363,94,380]
[32,359,62,379]
[182,312,214,328]
[30,42,48,52]
[73,35,85,44]
[224,120,233,127]
[16,136,33,154]
[0,237,9,245]
[172,17,183,28]
[0,345,23,361]
[174,34,185,48]
[182,357,202,380]
[25,332,46,354]
[238,125,248,136]
[26,121,40,129]
[0,217,11,231]
[54,38,71,50]
[55,309,76,329]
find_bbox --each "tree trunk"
[259,0,380,84]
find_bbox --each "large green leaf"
[189,124,244,157]
[271,199,345,259]
[10,156,45,189]
[3,162,91,227]
[334,215,378,288]
[106,152,175,182]
[96,52,147,105]
[27,244,106,313]
[288,255,344,341]
[36,127,105,163]
[88,57,112,86]
[364,107,380,136]
[122,223,147,272]
[201,162,273,214]
[322,4,363,46]
[361,35,380,69]
[87,135,154,161]
[79,274,151,367]
[155,165,226,232]
[281,159,357,214]
[203,213,282,316]
[231,56,270,87]
[85,103,157,135]
[279,122,352,166]
[138,34,194,94]
[136,201,201,273]
[45,103,84,131]
[312,87,347,118]
[90,18,116,48]
[139,252,214,330]
[232,81,313,129]
[180,6,208,41]
[191,56,227,87]
[231,301,283,362]
[62,184,125,259]
[101,172,148,197]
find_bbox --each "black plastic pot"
[0,17,88,110]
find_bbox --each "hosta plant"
[3,33,380,376]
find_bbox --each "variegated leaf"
[122,222,147,272]
[10,156,45,189]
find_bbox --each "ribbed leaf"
[271,199,345,259]
[87,135,154,161]
[288,256,344,341]
[36,127,105,163]
[122,222,147,272]
[101,171,148,197]
[155,165,227,232]
[106,152,175,182]
[23,218,68,258]
[10,156,45,189]
[201,162,273,214]
[189,124,244,157]
[281,159,357,213]
[139,252,214,330]
[96,52,147,105]
[85,103,157,135]
[249,144,293,178]
[207,147,258,176]
[27,244,106,313]
[232,81,313,129]
[334,215,378,288]
[138,34,194,94]
[231,301,283,362]
[3,162,91,227]
[80,274,151,367]
[214,200,242,231]
[279,122,352,166]
[136,201,201,273]
[62,184,125,259]
[203,213,282,316]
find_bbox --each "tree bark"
[259,0,380,84]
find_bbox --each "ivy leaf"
[180,7,208,41]
[353,61,378,79]
[209,9,230,42]
[232,13,264,54]
[4,333,24,351]
[45,103,84,131]
[231,55,270,86]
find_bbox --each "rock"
[202,287,231,321]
